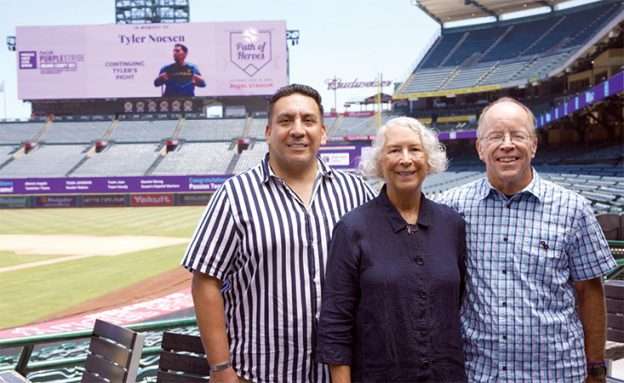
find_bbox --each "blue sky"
[0,0,596,120]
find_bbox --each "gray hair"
[361,116,448,178]
[477,97,537,138]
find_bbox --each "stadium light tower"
[115,0,190,24]
[285,29,300,81]
[286,29,300,46]
[6,36,16,51]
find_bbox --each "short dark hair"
[268,84,324,122]
[174,43,188,54]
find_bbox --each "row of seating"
[420,164,624,214]
[0,116,387,146]
[420,0,619,69]
[3,283,623,382]
[398,0,623,94]
[2,319,210,382]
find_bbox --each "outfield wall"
[0,192,213,208]
[0,175,229,195]
[0,144,372,208]
[0,175,227,208]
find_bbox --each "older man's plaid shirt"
[437,171,616,382]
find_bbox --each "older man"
[182,84,374,383]
[439,97,616,382]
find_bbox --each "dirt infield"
[0,234,188,256]
[38,266,192,323]
[0,234,189,273]
[1,233,193,327]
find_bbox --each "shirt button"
[503,237,508,242]
[415,258,424,265]
[502,302,507,307]
[502,269,507,274]
[502,366,507,371]
[502,335,507,340]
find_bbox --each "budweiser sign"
[326,78,392,90]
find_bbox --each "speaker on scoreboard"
[165,139,179,153]
[22,141,37,154]
[237,138,251,154]
[95,140,109,153]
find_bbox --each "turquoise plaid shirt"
[437,170,616,382]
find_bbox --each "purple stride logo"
[19,51,37,69]
[230,28,272,77]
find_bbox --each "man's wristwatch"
[210,360,232,373]
[587,360,607,381]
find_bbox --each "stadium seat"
[398,0,624,95]
[81,319,145,383]
[156,332,210,383]
[598,214,623,241]
[606,280,624,381]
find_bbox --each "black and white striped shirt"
[182,154,375,383]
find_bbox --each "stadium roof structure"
[414,0,569,24]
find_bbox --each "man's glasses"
[482,131,532,145]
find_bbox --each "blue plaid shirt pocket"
[519,235,569,286]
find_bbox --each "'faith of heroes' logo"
[230,29,272,77]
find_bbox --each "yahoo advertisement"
[17,20,288,100]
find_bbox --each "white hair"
[361,116,448,178]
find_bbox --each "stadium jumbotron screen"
[16,20,288,100]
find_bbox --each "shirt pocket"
[519,234,568,286]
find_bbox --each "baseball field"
[0,206,205,329]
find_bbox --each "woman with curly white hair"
[317,117,468,382]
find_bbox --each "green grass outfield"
[0,206,205,329]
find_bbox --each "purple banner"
[438,130,477,141]
[537,71,623,128]
[0,175,231,196]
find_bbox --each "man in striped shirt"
[182,84,374,383]
[438,98,616,382]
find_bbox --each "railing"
[0,317,197,381]
[0,241,622,381]
[608,240,624,280]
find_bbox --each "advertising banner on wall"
[319,146,362,169]
[81,194,128,207]
[0,196,29,208]
[17,20,288,100]
[176,193,213,206]
[0,175,232,196]
[131,194,174,207]
[33,196,78,208]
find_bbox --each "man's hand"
[158,72,169,81]
[192,74,203,84]
[210,367,240,383]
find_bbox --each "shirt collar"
[478,167,544,202]
[261,152,334,184]
[377,185,432,233]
